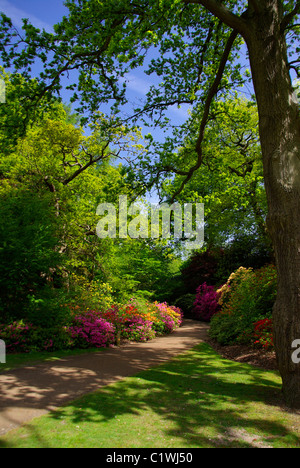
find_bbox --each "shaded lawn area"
[1,342,300,448]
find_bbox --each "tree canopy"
[0,1,298,199]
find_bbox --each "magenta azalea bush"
[159,313,176,332]
[68,311,115,348]
[192,282,220,322]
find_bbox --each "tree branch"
[281,0,300,31]
[182,0,249,37]
[62,142,111,185]
[170,29,238,202]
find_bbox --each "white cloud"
[119,72,190,121]
[0,0,52,31]
[119,73,151,96]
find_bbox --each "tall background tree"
[0,71,181,326]
[0,0,299,407]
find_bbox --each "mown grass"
[1,342,300,448]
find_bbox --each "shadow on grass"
[2,343,299,448]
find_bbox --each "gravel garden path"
[0,319,209,436]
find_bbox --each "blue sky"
[0,0,191,128]
[0,0,187,202]
[0,1,296,124]
[0,0,68,31]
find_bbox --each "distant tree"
[162,98,270,248]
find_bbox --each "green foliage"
[0,1,246,152]
[0,73,184,327]
[0,187,61,322]
[101,238,181,302]
[174,294,196,317]
[0,320,73,353]
[0,68,61,155]
[209,265,277,345]
[216,235,273,284]
[27,326,73,352]
[163,98,269,248]
[68,274,114,313]
[26,288,72,329]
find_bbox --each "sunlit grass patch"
[1,343,300,448]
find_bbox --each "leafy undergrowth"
[1,343,300,448]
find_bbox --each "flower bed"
[0,299,183,354]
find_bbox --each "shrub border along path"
[0,319,209,436]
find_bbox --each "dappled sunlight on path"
[0,319,209,436]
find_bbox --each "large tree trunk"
[245,2,300,407]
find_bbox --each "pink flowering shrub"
[153,302,183,335]
[0,322,72,353]
[68,311,115,348]
[121,315,156,342]
[0,321,33,353]
[192,282,220,322]
[155,312,176,334]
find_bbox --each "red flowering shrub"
[253,318,274,350]
[192,283,220,322]
[101,304,127,331]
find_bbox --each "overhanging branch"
[170,29,239,202]
[182,0,249,37]
[281,0,300,31]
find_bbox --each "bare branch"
[228,159,255,178]
[284,22,300,30]
[62,142,111,185]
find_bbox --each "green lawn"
[1,342,300,448]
